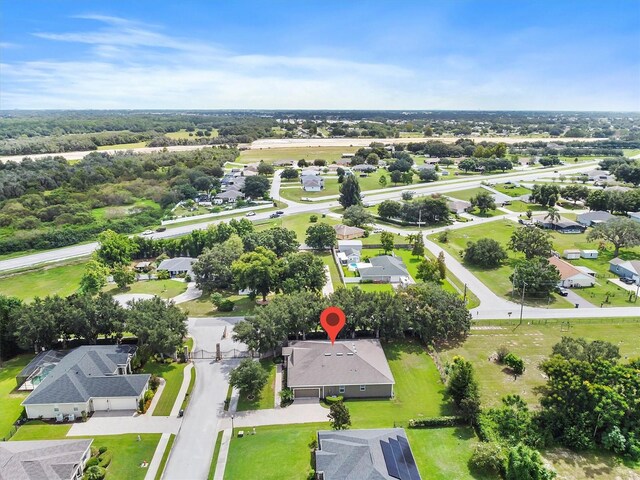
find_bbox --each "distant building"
[447,199,472,214]
[215,189,245,203]
[548,256,595,288]
[334,224,365,240]
[576,210,614,227]
[157,257,196,277]
[533,215,586,234]
[609,258,640,283]
[302,176,324,192]
[562,249,581,260]
[337,240,362,265]
[315,428,421,480]
[357,255,411,284]
[352,164,377,173]
[580,249,599,259]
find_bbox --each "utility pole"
[518,280,526,329]
[463,283,467,303]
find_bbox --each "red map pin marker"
[320,306,346,345]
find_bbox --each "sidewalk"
[213,429,232,480]
[145,432,171,480]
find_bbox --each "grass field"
[254,213,342,243]
[105,279,188,300]
[492,184,531,197]
[154,434,175,480]
[440,321,640,408]
[238,146,359,164]
[236,359,276,411]
[11,423,160,480]
[445,187,488,202]
[504,200,547,213]
[0,262,86,301]
[178,294,256,317]
[543,447,640,480]
[208,430,224,479]
[317,251,342,288]
[0,354,32,440]
[97,141,148,150]
[91,199,159,221]
[346,283,394,293]
[145,360,187,416]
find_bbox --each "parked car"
[373,228,383,233]
[621,277,636,285]
[555,286,569,297]
[246,211,256,217]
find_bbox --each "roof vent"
[324,353,331,356]
[336,353,343,356]
[347,352,354,356]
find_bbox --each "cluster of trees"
[233,284,471,355]
[458,157,513,173]
[464,238,508,268]
[529,184,561,207]
[0,292,187,358]
[585,188,640,214]
[601,158,640,186]
[508,227,560,298]
[587,217,640,257]
[510,139,638,156]
[377,196,450,225]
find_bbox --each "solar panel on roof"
[398,435,421,480]
[389,437,411,480]
[380,439,400,479]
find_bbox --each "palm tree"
[545,207,561,230]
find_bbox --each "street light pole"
[231,414,234,432]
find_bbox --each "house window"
[360,385,366,392]
[53,408,59,412]
[339,386,345,394]
[74,407,79,411]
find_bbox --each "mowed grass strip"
[104,279,187,300]
[440,322,640,408]
[178,294,256,317]
[236,359,276,411]
[207,430,224,480]
[238,146,358,164]
[0,354,33,439]
[0,262,86,301]
[145,360,187,416]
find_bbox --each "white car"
[373,228,384,233]
[141,230,154,236]
[245,211,256,217]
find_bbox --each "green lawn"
[208,430,224,479]
[92,199,160,221]
[154,434,175,480]
[504,200,547,213]
[445,187,488,202]
[178,294,256,317]
[0,354,33,440]
[344,340,454,428]
[97,141,148,150]
[492,184,532,197]
[0,262,86,301]
[346,283,394,293]
[317,251,342,288]
[236,359,276,411]
[254,213,341,243]
[11,423,160,480]
[238,146,358,164]
[440,322,640,408]
[145,360,187,416]
[105,280,188,299]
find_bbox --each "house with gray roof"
[576,210,614,226]
[352,164,377,173]
[447,199,472,214]
[532,215,586,234]
[358,255,411,284]
[21,345,149,419]
[282,339,395,399]
[157,256,196,277]
[302,175,325,192]
[609,258,640,283]
[337,240,362,265]
[215,189,245,203]
[0,439,93,480]
[315,428,421,480]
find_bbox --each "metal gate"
[190,348,255,360]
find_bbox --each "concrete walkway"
[321,265,334,296]
[171,283,202,305]
[274,364,283,409]
[213,429,232,480]
[67,415,181,436]
[145,432,171,480]
[170,363,194,416]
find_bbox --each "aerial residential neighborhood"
[1,2,639,480]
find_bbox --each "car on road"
[373,228,383,233]
[555,286,569,297]
[245,211,256,217]
[269,213,280,218]
[141,230,154,236]
[276,210,284,215]
[155,226,166,232]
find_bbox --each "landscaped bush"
[90,446,99,457]
[280,387,294,407]
[496,346,510,363]
[408,416,465,428]
[216,299,235,312]
[325,395,344,405]
[309,214,318,223]
[98,446,108,455]
[98,451,112,468]
[469,442,505,477]
[85,457,99,468]
[83,466,106,480]
[149,375,160,391]
[504,353,525,375]
[360,279,373,284]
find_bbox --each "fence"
[473,317,640,327]
[190,348,255,360]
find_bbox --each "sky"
[1,1,639,111]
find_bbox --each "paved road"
[162,317,247,480]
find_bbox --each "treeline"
[233,284,471,354]
[377,196,451,224]
[509,139,640,157]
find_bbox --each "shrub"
[81,410,88,422]
[408,416,465,428]
[98,451,113,468]
[144,389,155,403]
[83,466,106,480]
[325,395,344,405]
[184,274,192,282]
[496,346,510,363]
[217,299,235,312]
[149,375,160,391]
[85,457,99,468]
[437,229,450,243]
[157,270,170,280]
[90,446,99,457]
[98,446,108,454]
[309,214,318,223]
[280,388,294,407]
[469,442,505,477]
[504,353,525,375]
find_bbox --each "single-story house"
[337,240,362,265]
[334,224,365,240]
[358,255,411,284]
[301,167,321,176]
[0,439,93,480]
[274,160,296,167]
[584,169,611,181]
[157,256,195,277]
[563,249,581,260]
[576,210,614,227]
[533,215,586,234]
[215,189,245,203]
[134,261,151,272]
[447,199,472,214]
[609,258,640,283]
[21,345,149,419]
[629,212,640,223]
[352,164,377,173]
[315,428,421,480]
[580,249,599,259]
[412,164,435,172]
[548,256,596,288]
[302,176,325,192]
[282,339,395,399]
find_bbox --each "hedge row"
[408,416,465,428]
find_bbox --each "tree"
[305,223,337,250]
[437,251,446,280]
[279,252,326,294]
[458,158,477,172]
[243,227,299,257]
[229,358,269,398]
[232,247,279,301]
[418,168,438,182]
[504,353,525,376]
[416,258,439,282]
[0,295,22,362]
[192,235,244,292]
[561,184,589,205]
[530,184,560,207]
[447,356,479,407]
[551,336,620,363]
[127,297,187,355]
[79,260,109,295]
[343,205,373,228]
[338,175,362,209]
[390,170,403,185]
[378,175,387,188]
[506,444,556,480]
[613,162,640,186]
[470,190,496,215]
[365,152,380,165]
[509,257,561,297]
[328,401,351,430]
[280,167,299,180]
[380,231,394,254]
[377,200,402,219]
[409,233,425,257]
[464,238,508,268]
[16,296,65,352]
[244,175,270,199]
[112,266,135,289]
[587,217,640,257]
[95,230,138,268]
[509,226,553,259]
[470,442,505,477]
[257,162,274,175]
[544,207,561,229]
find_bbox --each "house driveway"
[564,289,596,309]
[218,401,328,430]
[67,415,181,436]
[171,282,202,304]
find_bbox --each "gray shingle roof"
[23,345,149,406]
[284,339,394,388]
[0,439,92,480]
[360,256,409,278]
[316,429,420,480]
[577,210,614,224]
[157,257,196,273]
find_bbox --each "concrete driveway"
[162,317,247,480]
[171,282,202,304]
[218,401,328,430]
[67,415,181,436]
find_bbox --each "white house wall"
[26,402,89,419]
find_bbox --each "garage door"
[294,388,320,398]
